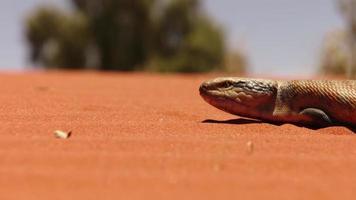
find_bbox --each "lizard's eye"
[224,81,232,88]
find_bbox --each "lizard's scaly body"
[199,77,356,126]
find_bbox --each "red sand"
[0,72,356,199]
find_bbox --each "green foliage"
[24,0,234,72]
[149,0,225,72]
[154,0,197,56]
[150,16,225,72]
[26,7,89,68]
[71,0,154,70]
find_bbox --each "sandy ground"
[0,72,355,200]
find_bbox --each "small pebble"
[246,141,254,154]
[54,130,71,139]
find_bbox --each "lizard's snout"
[199,82,211,95]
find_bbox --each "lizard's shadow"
[202,118,356,133]
[202,118,264,125]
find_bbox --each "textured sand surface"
[0,72,355,199]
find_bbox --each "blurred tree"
[224,50,247,73]
[26,7,89,68]
[155,0,197,56]
[25,0,238,72]
[320,31,348,75]
[338,0,356,78]
[71,0,153,70]
[149,0,226,72]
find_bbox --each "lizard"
[199,77,356,127]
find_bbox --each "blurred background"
[1,0,355,78]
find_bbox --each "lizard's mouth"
[199,82,222,100]
[200,84,245,117]
[199,82,235,108]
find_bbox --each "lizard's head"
[199,77,278,117]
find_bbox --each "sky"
[0,0,345,76]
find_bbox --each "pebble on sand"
[246,141,254,154]
[54,130,71,139]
